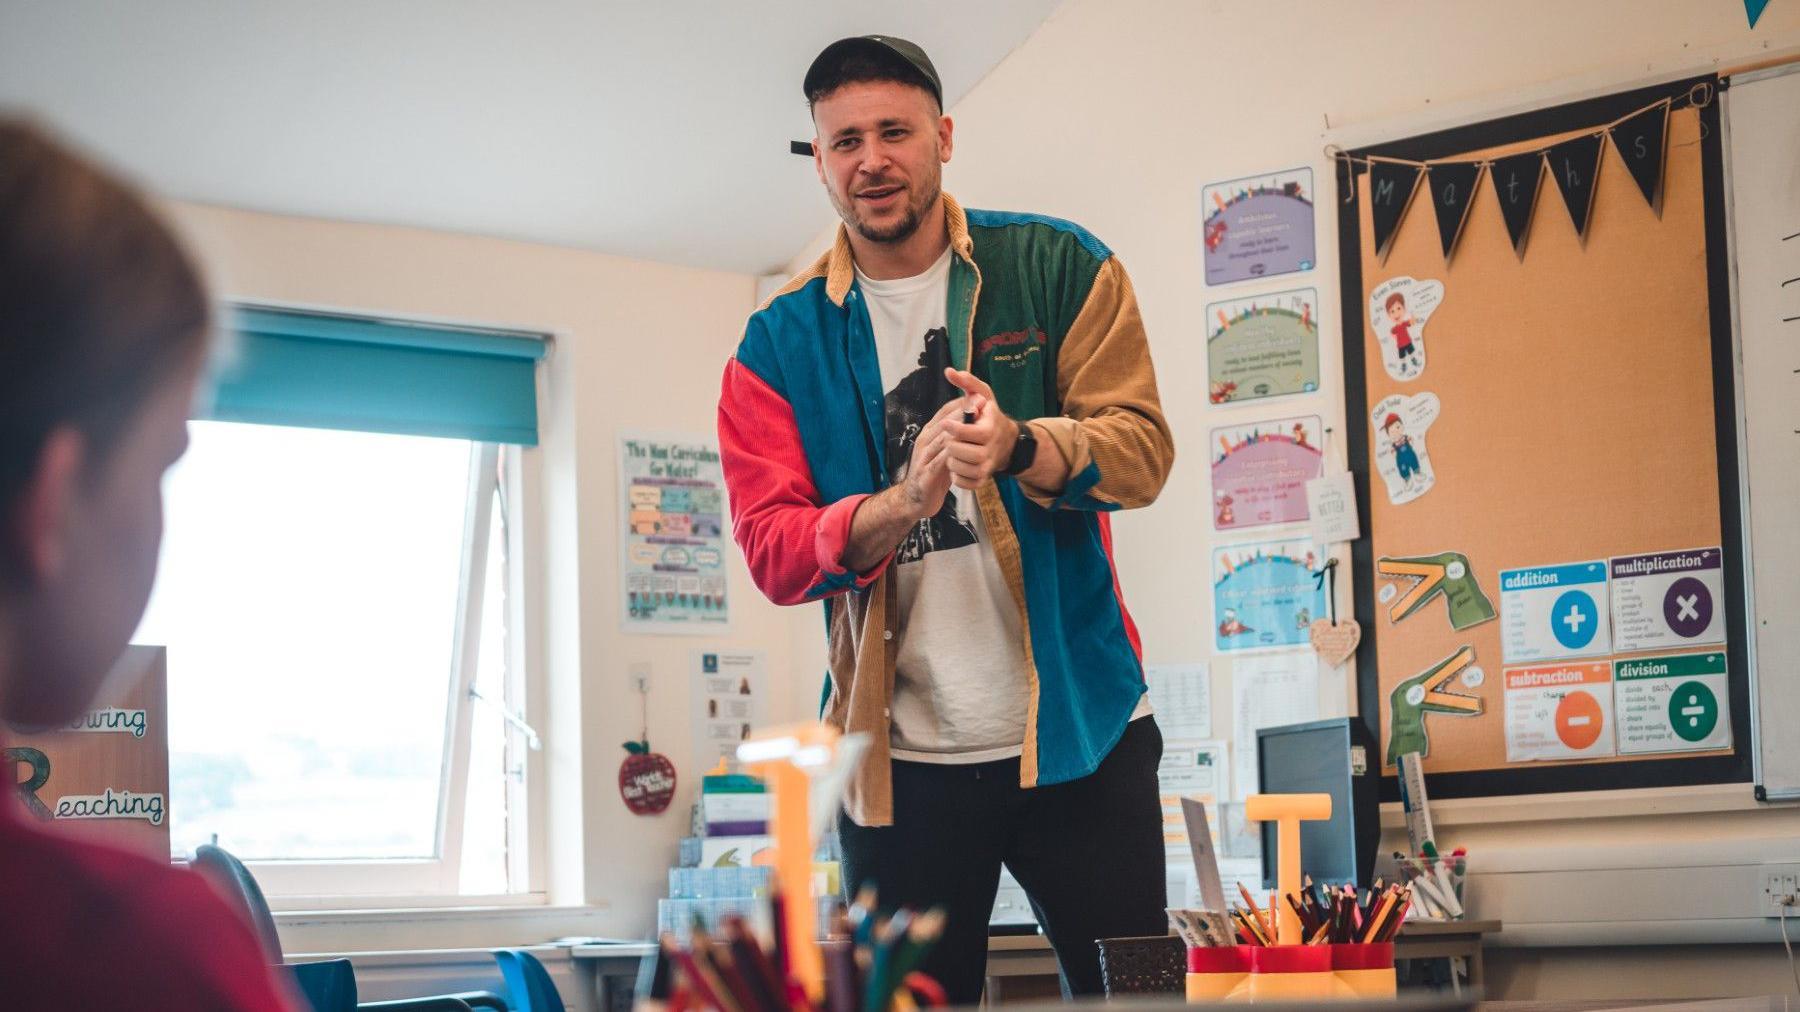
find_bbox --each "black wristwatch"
[1002,420,1038,476]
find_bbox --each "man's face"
[812,80,952,244]
[3,354,200,727]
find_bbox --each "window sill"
[277,902,616,956]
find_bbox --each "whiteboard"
[1724,63,1800,800]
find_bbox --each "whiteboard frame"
[1722,60,1800,801]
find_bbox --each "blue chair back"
[494,950,564,1012]
[289,959,360,1012]
[191,843,284,963]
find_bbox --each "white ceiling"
[0,1,1063,275]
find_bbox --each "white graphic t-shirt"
[856,248,1030,762]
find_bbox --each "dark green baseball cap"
[803,35,943,109]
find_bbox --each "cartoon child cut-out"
[1368,276,1444,381]
[1370,391,1440,505]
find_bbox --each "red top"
[1391,321,1414,350]
[0,793,294,1009]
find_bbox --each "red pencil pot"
[1184,945,1251,1001]
[1245,945,1349,1000]
[1330,942,1396,998]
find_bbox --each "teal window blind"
[205,306,547,445]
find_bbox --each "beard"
[832,166,941,245]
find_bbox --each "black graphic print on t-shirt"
[886,326,978,565]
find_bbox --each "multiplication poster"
[619,431,729,634]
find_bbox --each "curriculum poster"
[1202,167,1316,286]
[1212,539,1325,653]
[619,431,729,634]
[1206,288,1320,404]
[1211,416,1323,531]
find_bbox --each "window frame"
[216,440,548,908]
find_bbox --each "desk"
[1395,919,1502,995]
[570,942,658,1012]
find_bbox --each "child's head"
[1385,291,1407,322]
[0,119,210,728]
[1382,413,1405,440]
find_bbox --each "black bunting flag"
[1548,133,1605,243]
[1609,101,1670,215]
[1368,159,1423,262]
[1489,151,1544,258]
[1426,161,1484,262]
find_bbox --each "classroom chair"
[191,844,511,1011]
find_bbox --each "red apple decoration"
[618,739,677,815]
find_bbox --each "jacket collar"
[824,191,974,307]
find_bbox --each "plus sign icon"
[1610,548,1726,652]
[1500,560,1612,663]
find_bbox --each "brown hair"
[1385,292,1407,311]
[0,119,209,508]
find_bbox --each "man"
[717,37,1175,1002]
[0,120,293,1009]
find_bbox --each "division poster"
[1210,416,1324,531]
[1202,168,1316,286]
[619,432,729,634]
[1206,288,1321,404]
[1212,539,1324,653]
[1614,652,1731,755]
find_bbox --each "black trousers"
[838,716,1167,1005]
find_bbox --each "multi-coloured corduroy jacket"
[717,194,1174,826]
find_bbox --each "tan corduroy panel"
[1022,258,1175,510]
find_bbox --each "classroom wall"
[780,0,1800,999]
[164,201,798,955]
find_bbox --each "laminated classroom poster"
[619,431,729,633]
[1210,416,1324,531]
[1206,288,1321,404]
[1614,651,1731,755]
[1609,547,1727,653]
[1503,662,1617,762]
[1499,560,1611,663]
[691,649,767,773]
[1212,539,1325,653]
[1158,740,1227,862]
[1369,392,1440,505]
[1201,168,1316,286]
[1230,652,1320,799]
[1145,662,1213,739]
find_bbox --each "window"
[132,306,546,903]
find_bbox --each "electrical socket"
[1758,863,1800,917]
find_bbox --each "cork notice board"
[1336,76,1751,801]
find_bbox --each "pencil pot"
[1329,942,1396,997]
[1395,854,1468,920]
[1242,946,1351,1001]
[1096,934,1185,996]
[1184,945,1251,1001]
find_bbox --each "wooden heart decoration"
[1309,618,1362,667]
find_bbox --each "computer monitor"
[1256,717,1379,889]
